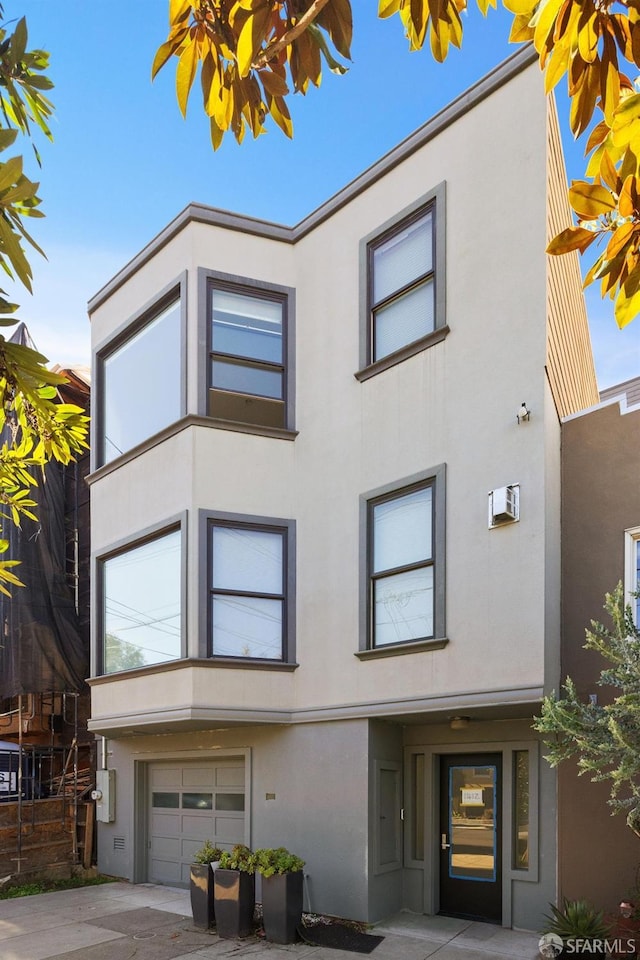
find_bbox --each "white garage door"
[148,758,246,886]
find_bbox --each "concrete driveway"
[0,881,542,960]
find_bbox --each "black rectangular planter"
[262,871,304,944]
[214,868,256,938]
[190,863,215,930]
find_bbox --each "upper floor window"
[99,523,183,675]
[203,273,295,431]
[361,466,446,654]
[206,514,296,662]
[98,284,184,465]
[371,208,434,361]
[357,184,446,380]
[626,526,640,623]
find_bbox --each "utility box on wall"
[93,768,116,822]
[488,484,520,528]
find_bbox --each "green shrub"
[255,846,305,877]
[217,844,257,873]
[193,840,225,865]
[543,898,611,942]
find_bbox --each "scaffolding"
[0,338,92,883]
[0,694,96,878]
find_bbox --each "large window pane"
[373,487,432,573]
[103,529,181,673]
[374,279,434,361]
[213,528,282,594]
[450,765,496,881]
[103,299,180,463]
[373,211,432,303]
[212,290,282,363]
[212,596,283,659]
[374,567,433,645]
[212,359,282,399]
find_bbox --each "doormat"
[298,921,384,953]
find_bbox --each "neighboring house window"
[363,467,445,651]
[625,526,640,623]
[207,516,295,661]
[357,184,446,378]
[203,274,295,430]
[99,525,183,675]
[98,288,183,465]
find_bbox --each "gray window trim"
[197,269,296,430]
[92,512,188,677]
[359,466,446,654]
[92,273,188,472]
[357,184,446,377]
[198,509,297,666]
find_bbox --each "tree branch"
[252,0,333,69]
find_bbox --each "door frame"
[439,752,502,923]
[402,739,539,928]
[133,747,252,884]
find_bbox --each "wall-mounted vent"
[488,484,520,528]
[113,836,126,851]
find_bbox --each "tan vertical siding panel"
[546,96,599,417]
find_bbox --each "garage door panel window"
[216,793,245,811]
[183,793,213,810]
[153,792,179,809]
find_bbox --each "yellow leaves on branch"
[547,154,640,329]
[153,1,351,148]
[154,0,640,327]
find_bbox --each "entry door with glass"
[439,754,502,924]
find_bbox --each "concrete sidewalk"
[0,881,542,960]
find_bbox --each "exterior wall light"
[517,402,531,424]
[450,716,470,730]
[620,900,634,919]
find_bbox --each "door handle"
[441,833,450,850]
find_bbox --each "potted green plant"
[256,846,305,944]
[214,844,257,938]
[542,898,612,957]
[190,840,224,930]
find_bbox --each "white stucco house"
[87,46,598,929]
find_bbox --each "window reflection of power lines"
[107,540,179,571]
[105,595,180,640]
[377,582,431,643]
[212,594,282,655]
[213,528,282,587]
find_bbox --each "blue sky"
[8,1,640,389]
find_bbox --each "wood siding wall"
[546,95,599,417]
